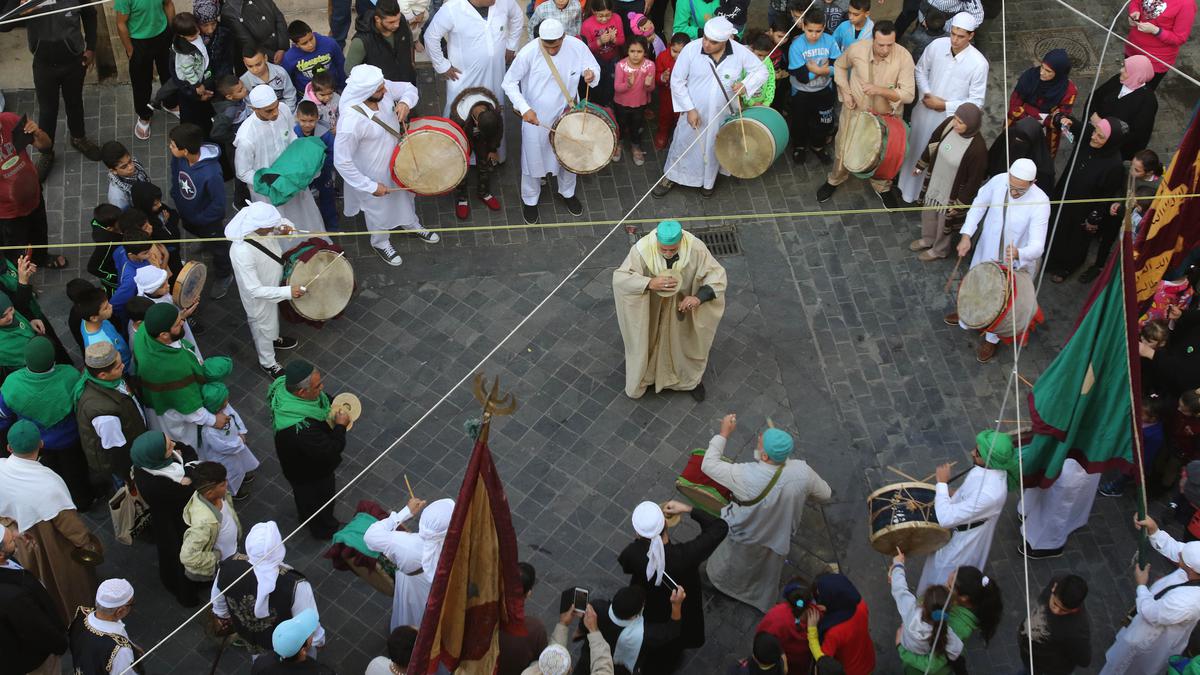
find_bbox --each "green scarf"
[0,364,82,428]
[72,371,124,402]
[267,376,330,432]
[132,323,207,415]
[0,310,36,368]
[897,606,980,675]
[0,260,43,320]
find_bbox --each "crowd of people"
[0,0,1199,670]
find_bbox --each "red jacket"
[757,602,813,673]
[820,601,875,675]
[1125,0,1197,72]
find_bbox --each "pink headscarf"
[1095,117,1112,139]
[1123,55,1155,89]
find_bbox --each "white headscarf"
[135,265,169,297]
[0,456,75,533]
[245,521,287,619]
[418,499,454,579]
[537,644,572,675]
[224,201,282,240]
[631,501,666,586]
[341,64,386,113]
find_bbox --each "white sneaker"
[413,229,440,244]
[374,245,403,266]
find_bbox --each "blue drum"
[868,482,951,556]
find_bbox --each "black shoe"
[1078,266,1102,284]
[813,147,832,165]
[816,181,837,203]
[273,336,298,350]
[70,136,102,161]
[700,185,715,199]
[523,204,539,224]
[1017,541,1064,559]
[562,194,583,216]
[232,488,251,501]
[260,364,284,378]
[791,147,806,164]
[690,382,706,402]
[242,472,257,485]
[877,189,900,211]
[652,177,674,198]
[35,151,54,182]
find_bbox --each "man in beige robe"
[613,220,727,401]
[0,420,102,625]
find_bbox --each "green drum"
[715,105,790,179]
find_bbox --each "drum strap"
[538,43,577,109]
[705,58,740,114]
[736,464,784,507]
[353,104,405,143]
[246,239,286,266]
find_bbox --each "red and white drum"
[957,261,1043,343]
[389,116,469,196]
[843,111,908,181]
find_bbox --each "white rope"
[0,0,112,27]
[118,11,814,672]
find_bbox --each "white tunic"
[363,507,433,631]
[959,173,1050,274]
[502,36,600,179]
[898,38,988,202]
[199,403,260,495]
[424,0,523,117]
[333,81,422,229]
[233,108,327,235]
[228,234,291,363]
[664,39,768,189]
[1018,459,1100,551]
[916,466,1008,593]
[1101,530,1200,674]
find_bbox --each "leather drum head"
[287,250,355,321]
[172,261,207,309]
[957,261,1010,329]
[842,112,884,176]
[552,109,617,174]
[715,118,775,179]
[392,119,469,195]
[331,392,362,424]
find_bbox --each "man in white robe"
[702,415,832,612]
[363,497,454,631]
[234,85,327,235]
[224,202,303,378]
[896,12,988,203]
[1100,515,1200,674]
[335,64,439,267]
[653,17,767,199]
[944,157,1049,363]
[917,429,1013,594]
[1017,458,1101,558]
[501,19,598,225]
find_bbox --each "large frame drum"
[842,111,908,181]
[281,239,355,323]
[389,117,470,195]
[715,105,790,179]
[868,482,951,556]
[551,102,618,175]
[957,261,1040,339]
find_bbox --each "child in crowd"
[832,0,872,51]
[1131,184,1158,234]
[282,20,346,94]
[135,265,202,347]
[903,7,946,63]
[294,100,339,231]
[199,383,259,497]
[1102,393,1168,497]
[788,8,840,164]
[101,141,150,210]
[211,75,253,204]
[454,100,504,220]
[889,553,964,672]
[109,239,157,328]
[130,182,183,280]
[303,70,341,132]
[628,13,665,55]
[124,297,154,356]
[654,32,688,150]
[170,12,217,136]
[766,18,794,119]
[77,287,132,368]
[582,0,626,107]
[741,32,776,108]
[529,0,583,40]
[168,123,233,298]
[193,0,235,77]
[66,278,98,351]
[240,47,297,109]
[823,0,846,32]
[88,205,122,297]
[1175,459,1200,542]
[613,35,656,165]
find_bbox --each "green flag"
[1023,231,1143,487]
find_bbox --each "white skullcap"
[538,644,572,675]
[703,16,736,41]
[631,502,666,586]
[950,11,978,31]
[1009,157,1038,181]
[248,84,277,108]
[539,18,565,41]
[1182,541,1200,573]
[135,265,169,296]
[96,578,134,609]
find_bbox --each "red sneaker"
[479,193,501,211]
[455,200,469,220]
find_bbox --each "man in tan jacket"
[522,604,614,675]
[180,461,242,581]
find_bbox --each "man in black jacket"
[0,521,69,673]
[221,0,289,64]
[578,585,684,674]
[268,360,349,539]
[345,0,415,83]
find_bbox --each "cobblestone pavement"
[5,0,1200,670]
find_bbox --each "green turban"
[284,360,315,388]
[6,419,41,455]
[203,356,233,382]
[144,303,179,337]
[655,220,683,246]
[762,428,794,462]
[130,431,171,470]
[23,336,55,373]
[976,429,1020,491]
[202,382,229,414]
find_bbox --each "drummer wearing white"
[651,17,767,200]
[501,19,599,225]
[334,65,440,267]
[943,157,1049,363]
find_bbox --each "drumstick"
[404,473,414,500]
[299,251,345,293]
[887,465,923,483]
[944,256,964,294]
[918,460,956,483]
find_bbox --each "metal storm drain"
[692,224,742,257]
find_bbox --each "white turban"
[341,64,386,111]
[247,84,277,109]
[703,16,736,41]
[96,578,134,609]
[135,265,169,297]
[950,11,978,32]
[246,521,287,619]
[538,644,572,675]
[419,499,455,577]
[1183,541,1200,573]
[1009,157,1038,182]
[539,18,565,40]
[631,501,666,586]
[224,201,282,240]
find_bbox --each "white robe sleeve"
[233,124,259,185]
[176,407,218,427]
[363,509,424,573]
[701,434,758,500]
[944,54,988,117]
[232,246,292,302]
[291,580,326,647]
[737,44,769,98]
[386,81,419,109]
[423,7,452,74]
[332,116,381,195]
[92,416,127,450]
[504,0,524,51]
[577,40,601,89]
[670,48,697,113]
[914,46,933,98]
[1149,528,1186,562]
[890,564,919,619]
[933,480,985,528]
[502,49,534,115]
[1016,196,1050,264]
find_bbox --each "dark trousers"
[647,0,674,39]
[130,29,176,120]
[41,442,95,511]
[329,0,375,46]
[894,0,921,40]
[455,160,496,200]
[290,475,339,538]
[769,78,790,119]
[614,103,648,150]
[0,197,50,265]
[181,218,233,277]
[1091,216,1121,270]
[311,168,339,231]
[32,56,87,142]
[789,86,835,151]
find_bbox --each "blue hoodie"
[170,143,226,226]
[281,32,346,92]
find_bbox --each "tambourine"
[330,393,362,428]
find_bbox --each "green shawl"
[72,371,124,402]
[1,364,82,428]
[898,606,979,674]
[267,376,330,432]
[0,309,36,368]
[132,324,208,415]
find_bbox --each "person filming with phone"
[524,601,613,675]
[577,584,687,674]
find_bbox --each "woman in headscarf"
[801,573,874,675]
[1002,48,1077,157]
[986,116,1056,190]
[909,103,989,261]
[1046,117,1128,283]
[130,430,200,606]
[1066,55,1159,161]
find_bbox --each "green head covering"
[6,419,41,455]
[762,428,794,462]
[144,303,179,337]
[203,356,233,382]
[202,382,229,414]
[0,293,11,313]
[285,360,315,389]
[656,220,683,246]
[130,431,171,470]
[976,429,1020,491]
[23,336,55,373]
